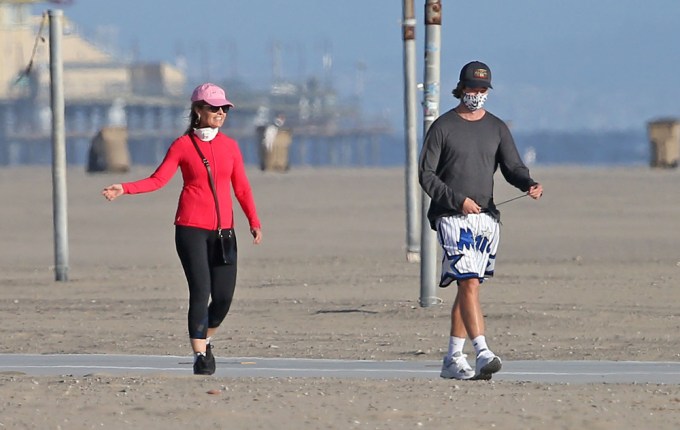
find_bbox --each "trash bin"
[647,119,680,168]
[87,126,131,173]
[256,126,292,172]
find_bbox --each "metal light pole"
[49,9,69,281]
[419,0,441,307]
[402,0,420,263]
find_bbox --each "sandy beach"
[1,165,679,429]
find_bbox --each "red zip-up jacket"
[122,132,261,231]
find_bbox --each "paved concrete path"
[1,354,679,383]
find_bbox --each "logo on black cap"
[473,68,489,80]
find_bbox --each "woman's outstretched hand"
[102,184,124,201]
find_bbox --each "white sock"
[447,336,466,358]
[194,351,206,362]
[206,337,212,345]
[472,335,488,356]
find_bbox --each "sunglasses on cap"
[201,104,231,113]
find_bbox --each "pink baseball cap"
[191,83,234,107]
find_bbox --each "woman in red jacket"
[102,83,262,375]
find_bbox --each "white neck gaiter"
[193,127,218,142]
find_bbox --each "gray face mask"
[462,92,488,111]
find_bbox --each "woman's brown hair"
[183,101,204,135]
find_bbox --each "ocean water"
[513,129,650,167]
[240,128,652,168]
[0,129,657,168]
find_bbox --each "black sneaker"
[193,352,216,375]
[205,343,214,362]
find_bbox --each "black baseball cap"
[459,61,492,89]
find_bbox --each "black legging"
[175,225,237,339]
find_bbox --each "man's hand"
[528,184,543,200]
[461,197,481,215]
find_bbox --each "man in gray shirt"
[419,61,543,380]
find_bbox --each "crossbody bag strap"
[189,133,223,234]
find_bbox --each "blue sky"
[34,0,680,132]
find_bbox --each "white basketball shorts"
[435,213,500,288]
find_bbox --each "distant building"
[0,1,393,167]
[0,1,186,166]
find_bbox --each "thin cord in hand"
[495,193,529,207]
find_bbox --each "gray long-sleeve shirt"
[418,108,537,229]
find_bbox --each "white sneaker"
[440,352,474,380]
[473,349,502,380]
